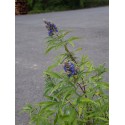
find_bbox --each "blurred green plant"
[27,0,109,14]
[23,20,109,125]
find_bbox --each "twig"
[77,82,85,94]
[64,44,77,64]
[63,44,89,98]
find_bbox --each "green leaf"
[22,104,32,112]
[50,82,62,95]
[54,113,58,125]
[94,64,108,76]
[40,103,57,112]
[55,53,67,64]
[97,82,109,89]
[45,46,55,54]
[68,40,75,47]
[67,36,80,42]
[44,71,62,79]
[45,96,58,102]
[95,116,108,122]
[58,31,70,39]
[62,89,74,103]
[75,47,82,52]
[55,41,67,49]
[62,115,70,121]
[46,63,59,71]
[78,97,99,106]
[38,101,57,107]
[78,104,83,117]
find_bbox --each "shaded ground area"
[15,6,109,125]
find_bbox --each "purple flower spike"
[63,61,77,77]
[43,19,58,36]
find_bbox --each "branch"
[63,44,88,97]
[77,83,85,94]
[64,44,77,64]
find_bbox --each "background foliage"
[27,0,109,13]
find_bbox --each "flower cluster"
[63,61,77,77]
[43,19,58,36]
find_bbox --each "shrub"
[23,20,109,125]
[27,0,109,13]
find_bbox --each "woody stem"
[64,44,77,64]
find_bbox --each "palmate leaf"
[58,30,70,39]
[68,40,75,47]
[94,64,108,76]
[66,36,80,48]
[54,52,69,65]
[45,36,58,42]
[55,41,67,49]
[22,104,33,112]
[79,55,89,70]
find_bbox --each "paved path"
[15,6,109,125]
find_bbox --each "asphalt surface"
[15,6,109,125]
